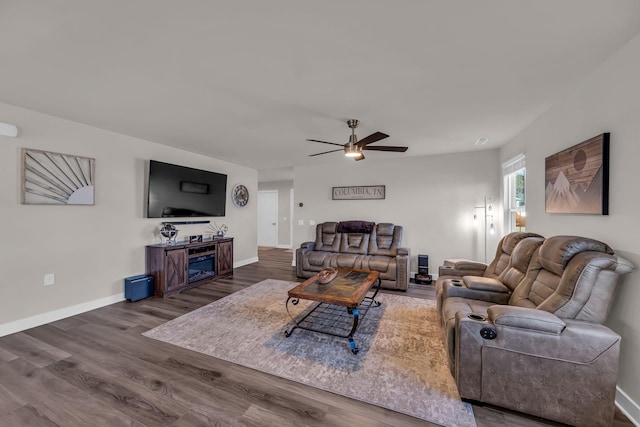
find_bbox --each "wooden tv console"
[145,237,233,297]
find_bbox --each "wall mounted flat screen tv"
[147,160,227,218]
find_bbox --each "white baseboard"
[616,386,640,426]
[1,257,260,338]
[234,257,259,268]
[0,293,125,338]
[276,244,292,249]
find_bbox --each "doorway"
[257,190,279,247]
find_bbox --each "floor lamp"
[474,195,495,263]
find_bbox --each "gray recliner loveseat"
[438,235,634,426]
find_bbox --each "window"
[503,154,526,232]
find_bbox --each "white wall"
[500,33,640,420]
[0,102,258,333]
[293,149,501,273]
[258,180,294,247]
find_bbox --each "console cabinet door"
[217,240,233,276]
[164,248,187,293]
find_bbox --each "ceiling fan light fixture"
[344,143,361,157]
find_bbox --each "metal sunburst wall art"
[21,148,95,205]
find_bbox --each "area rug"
[143,279,476,427]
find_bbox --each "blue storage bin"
[124,274,154,302]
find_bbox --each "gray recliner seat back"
[495,236,545,291]
[368,223,402,256]
[508,235,630,324]
[314,222,341,252]
[484,232,544,278]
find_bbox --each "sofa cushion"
[340,232,370,254]
[335,253,366,269]
[314,222,341,252]
[369,223,402,256]
[306,251,335,268]
[538,235,613,276]
[485,232,544,278]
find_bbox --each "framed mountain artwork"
[545,133,609,215]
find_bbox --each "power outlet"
[44,273,55,286]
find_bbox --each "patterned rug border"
[143,279,476,427]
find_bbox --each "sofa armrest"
[439,259,487,278]
[487,305,565,335]
[393,247,410,291]
[443,258,488,271]
[455,312,621,402]
[300,241,315,251]
[441,278,511,305]
[296,242,315,277]
[462,276,509,293]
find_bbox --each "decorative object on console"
[21,148,95,205]
[317,267,337,284]
[231,184,249,207]
[160,223,178,244]
[208,222,228,237]
[545,133,609,215]
[189,235,203,243]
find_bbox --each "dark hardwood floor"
[0,248,632,426]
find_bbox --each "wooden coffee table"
[284,268,381,354]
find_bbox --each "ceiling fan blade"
[306,139,345,147]
[362,145,408,152]
[309,148,343,157]
[356,132,389,147]
[354,153,365,161]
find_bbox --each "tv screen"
[147,160,227,218]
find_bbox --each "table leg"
[366,277,382,307]
[347,307,360,354]
[284,296,299,337]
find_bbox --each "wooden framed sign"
[332,185,385,200]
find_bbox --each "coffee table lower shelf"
[284,292,381,354]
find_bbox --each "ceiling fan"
[307,119,408,161]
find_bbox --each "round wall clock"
[232,184,249,207]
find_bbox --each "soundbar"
[161,220,210,225]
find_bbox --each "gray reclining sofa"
[296,220,410,290]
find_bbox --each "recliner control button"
[480,328,497,340]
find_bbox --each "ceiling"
[2,1,640,182]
